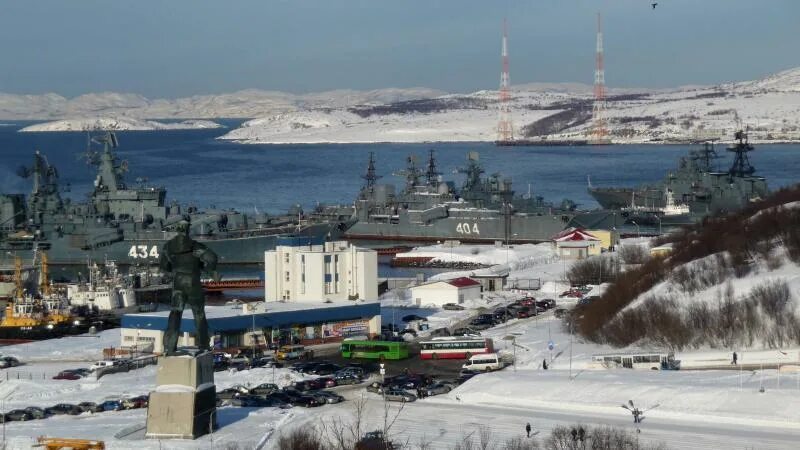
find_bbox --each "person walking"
[525,422,531,438]
[732,351,738,365]
[542,359,548,370]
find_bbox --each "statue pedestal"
[145,351,216,440]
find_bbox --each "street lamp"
[631,220,640,238]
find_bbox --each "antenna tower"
[497,19,514,142]
[591,12,609,143]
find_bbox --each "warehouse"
[120,301,381,354]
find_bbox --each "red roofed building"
[410,276,482,308]
[552,227,602,260]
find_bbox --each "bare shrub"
[543,424,668,450]
[277,426,327,450]
[620,245,649,265]
[503,436,542,450]
[567,257,617,287]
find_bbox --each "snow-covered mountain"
[0,88,445,120]
[220,67,800,144]
[18,117,224,132]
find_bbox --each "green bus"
[340,340,409,360]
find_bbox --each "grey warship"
[588,131,769,221]
[342,150,613,244]
[0,132,351,265]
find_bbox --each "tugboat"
[0,132,353,265]
[0,253,85,341]
[66,260,137,312]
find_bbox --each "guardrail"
[95,355,158,379]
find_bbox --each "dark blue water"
[2,121,797,215]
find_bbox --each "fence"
[506,278,541,290]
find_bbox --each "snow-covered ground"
[2,240,800,449]
[18,117,224,132]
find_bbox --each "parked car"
[333,374,362,386]
[53,370,83,381]
[0,357,20,368]
[217,388,246,400]
[462,353,505,372]
[77,402,104,414]
[23,407,47,419]
[421,382,454,396]
[554,308,568,319]
[250,383,280,396]
[308,363,341,376]
[457,369,480,384]
[516,307,534,319]
[3,409,32,421]
[45,403,82,416]
[442,303,465,311]
[518,298,536,307]
[313,391,345,404]
[366,382,386,394]
[252,356,283,368]
[383,389,416,402]
[283,389,322,407]
[468,318,493,330]
[452,327,480,337]
[267,391,293,404]
[122,395,149,409]
[335,367,366,379]
[429,327,451,338]
[100,400,124,412]
[541,298,557,309]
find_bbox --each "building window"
[124,335,134,342]
[285,271,290,281]
[284,253,290,263]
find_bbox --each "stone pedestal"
[146,351,216,440]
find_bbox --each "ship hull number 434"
[128,245,159,259]
[455,223,479,235]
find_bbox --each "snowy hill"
[220,68,800,144]
[18,117,224,132]
[0,88,444,120]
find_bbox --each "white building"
[265,238,378,303]
[409,277,482,308]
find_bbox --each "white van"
[462,353,504,372]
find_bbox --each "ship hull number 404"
[128,245,159,259]
[455,223,479,235]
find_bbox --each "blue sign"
[547,340,554,351]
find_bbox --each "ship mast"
[727,131,756,178]
[39,252,51,297]
[425,149,441,187]
[361,152,381,190]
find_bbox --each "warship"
[588,132,769,222]
[342,150,614,244]
[0,132,352,266]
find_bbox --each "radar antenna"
[393,154,423,192]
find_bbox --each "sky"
[0,0,797,98]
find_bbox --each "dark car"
[267,391,293,404]
[217,388,246,400]
[3,409,32,421]
[429,327,451,338]
[421,382,454,396]
[516,307,534,319]
[0,356,20,368]
[291,361,321,373]
[313,391,344,404]
[457,369,480,384]
[468,318,493,330]
[346,361,379,374]
[45,403,83,416]
[283,389,322,407]
[442,303,465,311]
[518,298,536,307]
[100,400,124,412]
[23,407,47,420]
[252,356,283,368]
[213,359,229,372]
[228,395,265,407]
[452,327,480,337]
[541,299,557,309]
[333,374,362,386]
[366,381,387,394]
[308,363,341,376]
[493,308,511,321]
[77,402,104,413]
[250,383,280,396]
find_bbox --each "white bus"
[419,337,494,360]
[590,352,680,370]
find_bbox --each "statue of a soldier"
[159,220,220,355]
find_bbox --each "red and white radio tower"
[497,19,514,143]
[591,12,609,143]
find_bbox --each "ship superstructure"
[0,132,351,265]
